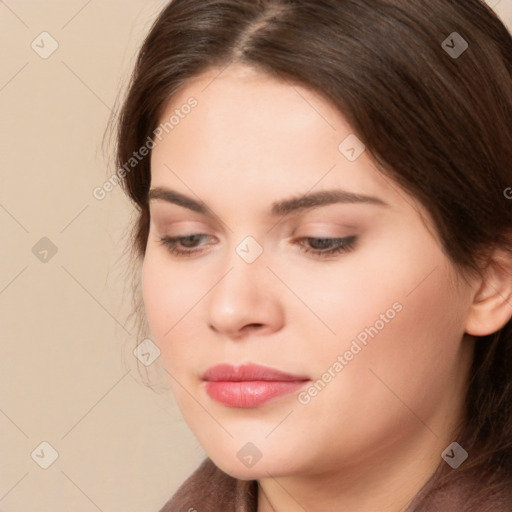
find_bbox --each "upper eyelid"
[148,198,376,229]
[151,216,357,231]
[149,215,228,237]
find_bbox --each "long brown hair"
[112,0,512,508]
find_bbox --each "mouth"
[201,363,311,408]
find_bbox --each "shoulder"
[157,458,258,512]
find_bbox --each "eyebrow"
[147,187,388,216]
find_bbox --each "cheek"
[141,250,210,374]
[141,252,189,346]
[271,234,444,351]
[141,252,169,336]
[299,236,468,406]
[327,228,459,342]
[283,265,470,468]
[311,258,468,425]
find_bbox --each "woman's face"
[142,64,476,480]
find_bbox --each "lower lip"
[204,380,308,408]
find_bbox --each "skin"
[141,63,497,511]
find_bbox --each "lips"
[202,364,310,408]
[202,363,309,382]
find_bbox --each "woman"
[113,0,512,510]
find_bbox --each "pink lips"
[202,364,310,408]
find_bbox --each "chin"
[206,446,300,481]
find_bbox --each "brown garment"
[158,458,257,512]
[158,457,512,512]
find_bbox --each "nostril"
[245,323,264,330]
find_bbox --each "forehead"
[149,64,411,214]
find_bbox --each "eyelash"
[158,234,357,259]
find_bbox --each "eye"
[158,234,214,256]
[294,236,357,258]
[157,234,358,259]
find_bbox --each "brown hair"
[112,0,512,508]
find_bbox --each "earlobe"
[465,247,512,337]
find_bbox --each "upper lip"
[201,364,310,382]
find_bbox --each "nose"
[205,256,285,340]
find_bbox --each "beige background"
[1,1,511,511]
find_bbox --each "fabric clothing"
[158,457,512,511]
[159,458,257,512]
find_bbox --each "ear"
[465,246,512,336]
